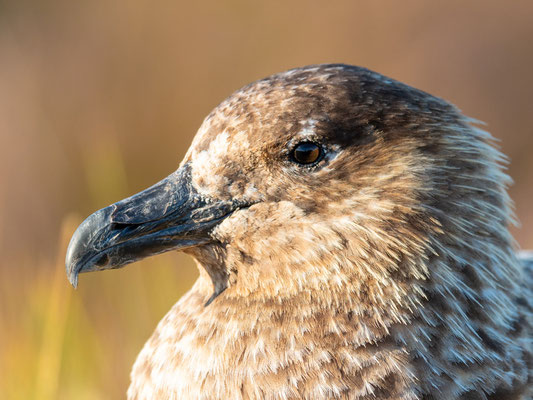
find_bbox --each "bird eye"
[290,142,323,165]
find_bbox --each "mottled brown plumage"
[67,65,532,399]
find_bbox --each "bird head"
[66,64,512,308]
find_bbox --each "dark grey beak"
[65,164,245,287]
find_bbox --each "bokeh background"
[1,1,532,399]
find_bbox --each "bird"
[65,64,532,399]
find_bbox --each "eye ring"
[290,141,324,165]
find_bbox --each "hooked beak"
[65,164,246,288]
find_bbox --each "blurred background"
[0,1,532,399]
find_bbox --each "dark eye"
[290,142,323,165]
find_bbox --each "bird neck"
[178,277,419,397]
[191,224,526,398]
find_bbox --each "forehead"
[185,64,455,160]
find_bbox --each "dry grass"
[0,219,198,400]
[0,145,198,399]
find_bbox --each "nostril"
[106,222,142,244]
[110,222,132,230]
[109,221,144,233]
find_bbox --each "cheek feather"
[190,129,254,198]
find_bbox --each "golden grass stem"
[34,216,80,400]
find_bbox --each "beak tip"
[67,269,79,288]
[65,207,112,288]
